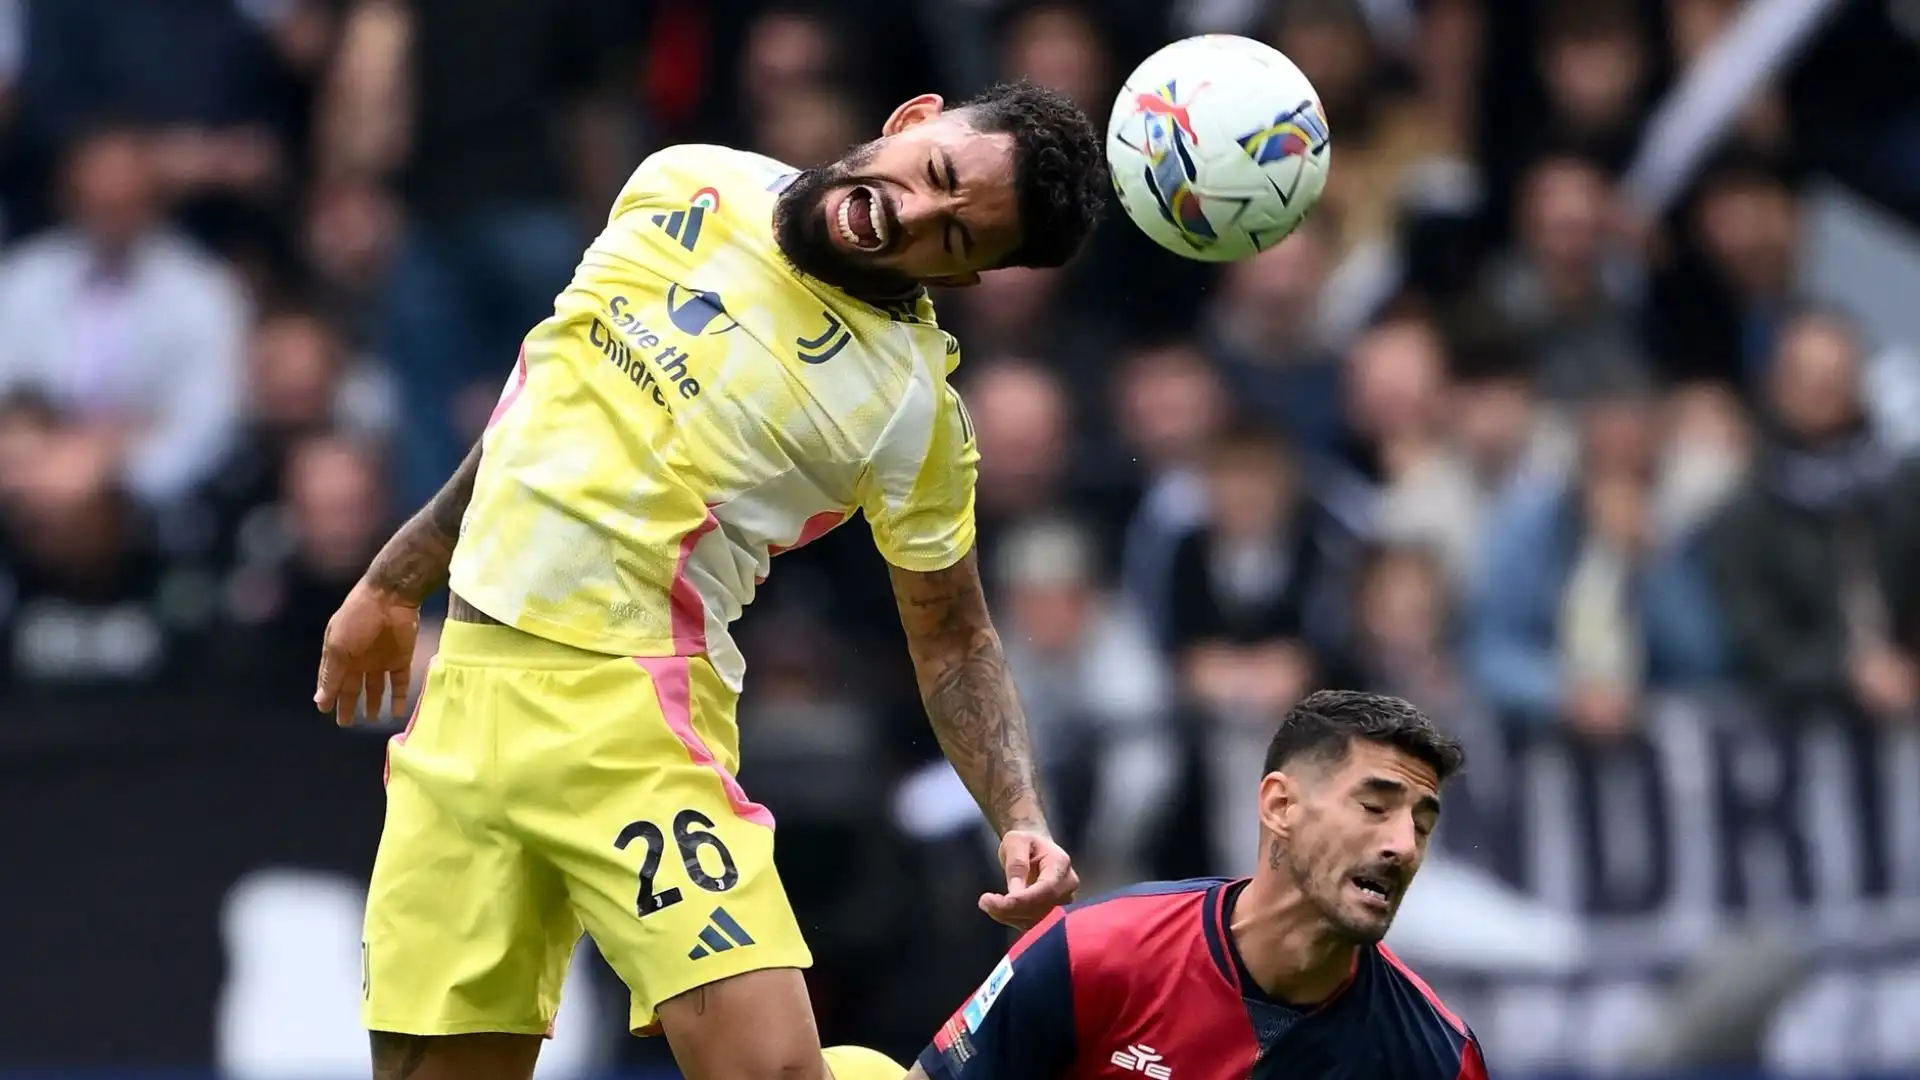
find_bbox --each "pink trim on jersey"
[1379,944,1469,1036]
[633,656,775,828]
[485,347,529,432]
[382,690,427,787]
[758,508,851,584]
[769,509,851,557]
[671,512,721,655]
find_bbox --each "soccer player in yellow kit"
[311,82,1109,1080]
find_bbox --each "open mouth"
[836,186,889,252]
[1350,873,1395,908]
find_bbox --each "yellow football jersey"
[448,144,978,689]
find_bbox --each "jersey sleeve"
[918,911,1078,1080]
[608,144,711,224]
[858,344,978,573]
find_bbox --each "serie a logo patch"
[961,954,1015,1031]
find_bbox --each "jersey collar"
[1207,878,1363,1012]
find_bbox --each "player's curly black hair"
[1264,690,1465,782]
[954,80,1109,269]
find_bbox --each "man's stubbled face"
[772,97,1024,296]
[1273,740,1442,943]
[774,141,911,297]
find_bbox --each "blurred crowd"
[4,0,1920,1039]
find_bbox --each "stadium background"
[3,0,1920,1077]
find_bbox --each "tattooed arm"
[314,440,482,724]
[890,550,1081,923]
[890,549,1048,835]
[366,438,482,604]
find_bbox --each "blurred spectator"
[0,123,247,509]
[1114,340,1229,638]
[1200,219,1345,457]
[1165,422,1351,869]
[734,610,907,1038]
[749,85,863,170]
[1005,5,1208,342]
[1467,378,1725,735]
[250,308,351,438]
[945,267,1122,398]
[0,396,210,693]
[1486,149,1652,401]
[999,3,1110,122]
[1656,381,1750,536]
[217,433,390,693]
[1666,0,1787,150]
[730,2,955,139]
[738,6,845,122]
[1374,310,1570,586]
[1783,0,1920,218]
[0,0,21,227]
[6,0,327,243]
[1272,0,1458,261]
[1706,309,1920,721]
[1341,307,1450,480]
[183,305,390,573]
[1339,541,1482,733]
[1533,0,1652,169]
[1654,148,1806,386]
[960,357,1076,580]
[301,178,404,315]
[320,0,635,510]
[1334,306,1464,538]
[738,612,887,833]
[1408,0,1485,154]
[994,517,1173,892]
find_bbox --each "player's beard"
[773,141,918,300]
[1287,828,1400,944]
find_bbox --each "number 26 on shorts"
[615,808,741,917]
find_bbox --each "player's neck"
[1230,872,1360,1006]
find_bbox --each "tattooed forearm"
[925,634,1046,833]
[365,440,482,604]
[890,552,1048,836]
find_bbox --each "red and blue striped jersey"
[920,878,1489,1080]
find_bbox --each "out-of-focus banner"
[1400,694,1920,1076]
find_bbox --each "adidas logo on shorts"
[687,907,756,960]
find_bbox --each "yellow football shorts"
[362,620,811,1037]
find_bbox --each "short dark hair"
[1440,302,1532,383]
[1696,143,1801,200]
[955,80,1108,269]
[1539,0,1640,44]
[1262,690,1464,781]
[1205,416,1296,471]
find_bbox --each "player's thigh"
[364,661,580,1037]
[515,655,812,1035]
[656,968,827,1080]
[369,1031,543,1080]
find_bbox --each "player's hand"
[979,828,1078,931]
[315,578,420,728]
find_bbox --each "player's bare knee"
[671,1018,829,1080]
[681,1051,829,1080]
[660,973,831,1080]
